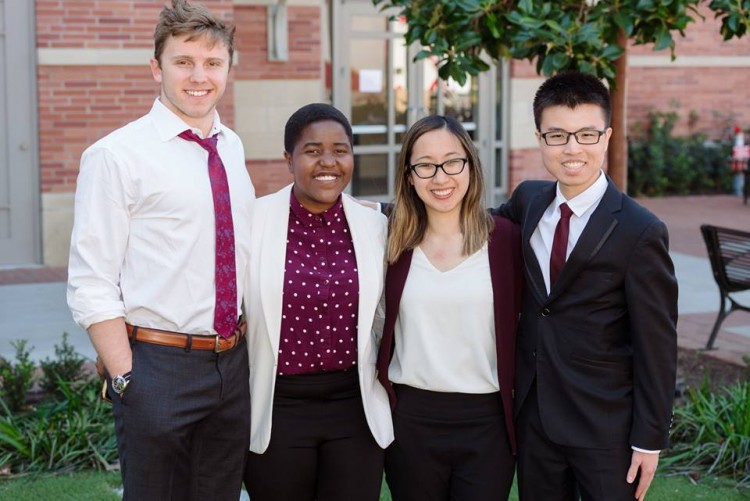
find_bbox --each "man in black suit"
[492,71,678,501]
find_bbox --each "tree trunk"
[608,28,628,193]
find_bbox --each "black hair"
[284,103,354,153]
[533,71,611,130]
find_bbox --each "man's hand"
[627,450,659,500]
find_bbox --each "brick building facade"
[1,1,747,266]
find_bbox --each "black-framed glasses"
[540,129,606,146]
[409,158,468,179]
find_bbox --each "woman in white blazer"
[242,103,393,501]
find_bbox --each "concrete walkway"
[1,194,749,366]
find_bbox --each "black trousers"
[109,336,250,501]
[244,369,384,501]
[384,385,515,501]
[516,383,637,501]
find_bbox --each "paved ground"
[1,194,749,367]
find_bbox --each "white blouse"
[388,244,499,394]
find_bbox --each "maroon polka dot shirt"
[277,191,359,375]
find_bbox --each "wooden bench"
[701,224,750,349]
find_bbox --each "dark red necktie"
[550,202,573,287]
[179,130,237,338]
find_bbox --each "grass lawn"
[0,472,747,500]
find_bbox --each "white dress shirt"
[530,171,608,295]
[388,245,499,394]
[67,98,255,334]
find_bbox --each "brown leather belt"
[125,321,246,353]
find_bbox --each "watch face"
[112,375,129,394]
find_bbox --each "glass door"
[332,0,508,202]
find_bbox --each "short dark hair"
[533,71,611,130]
[284,103,354,153]
[154,0,235,67]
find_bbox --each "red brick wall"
[38,66,155,192]
[508,148,552,193]
[247,159,292,197]
[36,0,235,48]
[627,66,750,139]
[36,0,236,193]
[234,6,321,80]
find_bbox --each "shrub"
[0,336,118,475]
[0,341,36,414]
[39,332,88,395]
[663,378,750,487]
[0,379,117,474]
[628,110,733,197]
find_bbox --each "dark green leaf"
[601,44,625,60]
[613,11,634,36]
[653,28,674,50]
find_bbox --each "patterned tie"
[550,202,573,287]
[179,130,237,339]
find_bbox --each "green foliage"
[39,333,88,395]
[0,378,117,474]
[709,0,750,40]
[372,0,748,87]
[663,378,750,487]
[0,341,36,414]
[0,336,118,475]
[627,111,732,197]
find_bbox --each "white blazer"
[245,184,394,453]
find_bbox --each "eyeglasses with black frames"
[540,129,606,146]
[409,158,468,179]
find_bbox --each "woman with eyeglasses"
[376,115,524,500]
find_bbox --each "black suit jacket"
[376,216,524,453]
[491,179,678,451]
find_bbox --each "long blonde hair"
[387,115,493,264]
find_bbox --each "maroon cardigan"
[376,216,524,453]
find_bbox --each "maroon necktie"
[550,202,573,287]
[179,130,237,338]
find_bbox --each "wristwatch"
[111,371,132,397]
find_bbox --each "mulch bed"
[677,347,749,395]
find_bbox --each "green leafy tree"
[372,0,750,191]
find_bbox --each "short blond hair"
[154,0,235,67]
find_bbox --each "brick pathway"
[0,266,66,285]
[639,194,750,366]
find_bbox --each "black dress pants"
[244,370,384,501]
[516,383,637,501]
[384,385,514,501]
[110,337,250,501]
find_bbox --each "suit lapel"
[549,181,621,299]
[523,186,555,304]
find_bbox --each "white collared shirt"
[67,98,255,334]
[530,171,608,294]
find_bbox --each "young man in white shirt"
[67,1,255,498]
